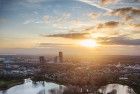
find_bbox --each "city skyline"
[0,0,140,55]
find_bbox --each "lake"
[0,78,136,94]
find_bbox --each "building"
[39,56,46,64]
[39,56,46,75]
[59,52,63,63]
[0,59,4,71]
[54,56,58,63]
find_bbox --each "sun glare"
[79,39,97,48]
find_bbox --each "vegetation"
[0,79,23,90]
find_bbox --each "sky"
[0,0,140,55]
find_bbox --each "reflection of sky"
[0,79,136,94]
[98,84,136,94]
[0,78,66,94]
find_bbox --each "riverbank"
[0,79,23,90]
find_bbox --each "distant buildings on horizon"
[39,51,63,64]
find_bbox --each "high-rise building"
[59,52,63,63]
[39,56,46,76]
[39,56,46,64]
[54,56,58,63]
[0,59,4,71]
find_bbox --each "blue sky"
[0,0,140,55]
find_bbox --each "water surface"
[98,84,136,94]
[0,79,137,94]
[0,78,66,94]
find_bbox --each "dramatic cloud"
[97,21,119,29]
[97,36,140,45]
[112,7,140,15]
[43,32,90,39]
[111,7,140,21]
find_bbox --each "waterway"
[0,78,136,94]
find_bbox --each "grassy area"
[0,79,23,90]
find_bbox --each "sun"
[79,39,97,48]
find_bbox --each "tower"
[39,56,46,76]
[0,59,4,71]
[59,52,63,63]
[39,56,46,64]
[54,56,58,63]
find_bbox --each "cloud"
[100,0,118,5]
[112,7,140,15]
[133,0,140,2]
[78,0,111,11]
[130,23,140,28]
[23,19,43,24]
[43,15,49,24]
[111,7,140,21]
[121,0,140,3]
[128,24,140,33]
[43,32,90,39]
[103,21,119,27]
[42,21,120,40]
[133,30,140,34]
[39,43,72,47]
[88,13,100,19]
[97,21,119,29]
[97,36,140,45]
[101,0,140,4]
